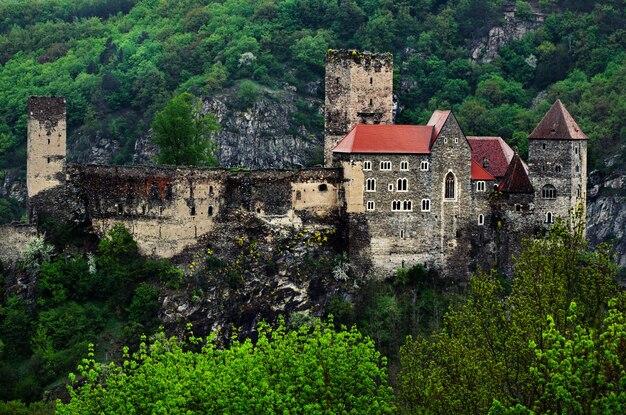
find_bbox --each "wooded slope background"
[0,0,623,194]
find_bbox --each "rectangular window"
[380,161,392,171]
[363,161,372,171]
[478,214,484,225]
[400,161,409,171]
[476,181,485,192]
[421,199,430,212]
[366,201,375,211]
[420,161,429,171]
[388,183,393,191]
[366,178,376,192]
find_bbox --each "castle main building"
[23,50,587,278]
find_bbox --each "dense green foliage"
[151,92,219,166]
[327,263,458,370]
[57,320,394,414]
[397,213,622,414]
[489,299,626,414]
[0,224,182,405]
[0,0,622,172]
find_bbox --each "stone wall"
[27,96,66,199]
[324,50,393,166]
[528,140,586,224]
[33,165,344,258]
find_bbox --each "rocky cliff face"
[159,211,350,340]
[587,170,626,269]
[134,86,324,169]
[471,6,545,63]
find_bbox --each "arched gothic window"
[444,172,455,199]
[397,178,408,192]
[545,211,554,224]
[542,184,556,199]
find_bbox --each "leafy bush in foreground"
[58,320,394,414]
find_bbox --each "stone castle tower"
[527,99,588,224]
[27,96,67,200]
[324,50,393,166]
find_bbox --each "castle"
[20,50,587,278]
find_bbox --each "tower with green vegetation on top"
[324,50,393,166]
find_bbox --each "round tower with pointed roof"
[527,99,587,225]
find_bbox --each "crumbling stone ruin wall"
[324,50,393,166]
[31,164,344,258]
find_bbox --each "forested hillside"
[0,0,625,413]
[0,0,623,195]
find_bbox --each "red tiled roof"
[332,124,433,154]
[498,153,534,193]
[426,110,451,142]
[528,99,588,140]
[467,136,514,179]
[471,160,496,181]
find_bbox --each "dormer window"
[483,157,489,169]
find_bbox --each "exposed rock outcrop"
[587,170,626,269]
[133,86,324,169]
[471,5,545,63]
[160,212,350,340]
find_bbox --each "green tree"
[151,92,219,166]
[58,320,395,414]
[489,298,626,414]
[398,213,618,414]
